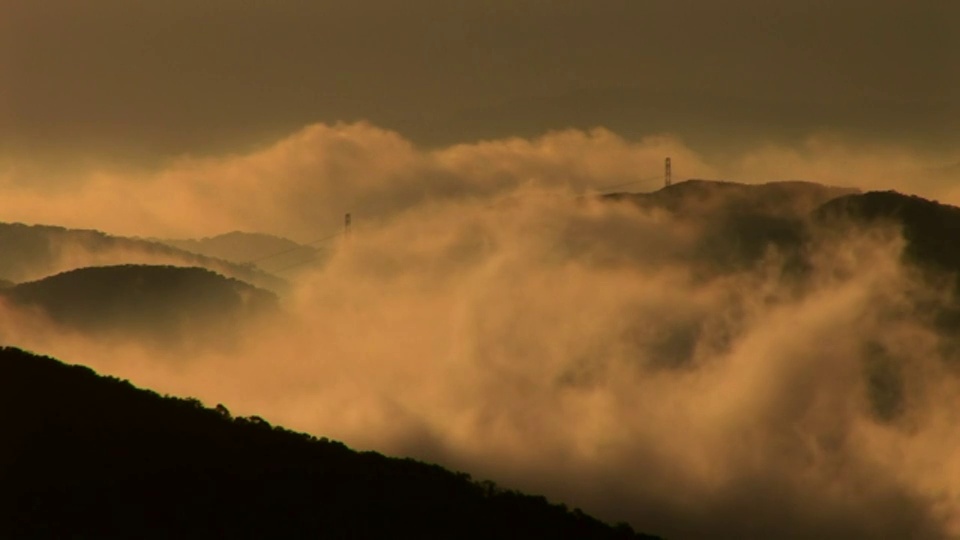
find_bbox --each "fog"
[1,124,960,538]
[0,123,957,241]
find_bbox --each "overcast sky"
[2,0,956,163]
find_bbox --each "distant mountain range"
[5,181,958,361]
[0,222,285,292]
[609,179,859,216]
[0,346,656,539]
[599,180,858,275]
[605,180,960,395]
[4,180,960,537]
[160,231,323,273]
[605,179,960,281]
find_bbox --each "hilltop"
[1,265,277,350]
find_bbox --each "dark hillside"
[607,179,858,218]
[815,191,960,273]
[1,265,277,349]
[605,180,858,273]
[814,191,960,357]
[0,347,656,539]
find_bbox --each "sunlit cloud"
[2,122,957,243]
[1,123,960,537]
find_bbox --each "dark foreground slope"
[1,265,277,350]
[0,348,656,539]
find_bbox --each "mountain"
[610,181,960,380]
[813,190,960,359]
[161,231,323,272]
[603,179,860,273]
[609,179,859,217]
[0,265,277,350]
[0,346,656,539]
[815,190,960,274]
[0,222,285,292]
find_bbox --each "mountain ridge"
[0,222,286,292]
[159,231,322,270]
[0,346,658,539]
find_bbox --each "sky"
[1,0,957,240]
[2,0,957,164]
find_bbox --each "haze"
[1,2,959,538]
[2,1,957,161]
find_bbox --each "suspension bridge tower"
[664,157,672,187]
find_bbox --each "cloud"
[2,122,958,243]
[0,123,716,239]
[2,123,960,537]
[722,135,960,197]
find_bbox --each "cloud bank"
[1,124,960,538]
[0,122,957,242]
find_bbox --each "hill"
[603,180,859,273]
[0,347,656,539]
[0,265,277,350]
[612,181,960,383]
[813,190,960,356]
[815,190,960,274]
[0,222,285,292]
[607,179,859,218]
[161,231,322,272]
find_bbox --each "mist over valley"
[2,150,960,536]
[2,1,957,535]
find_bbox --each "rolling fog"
[2,124,960,538]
